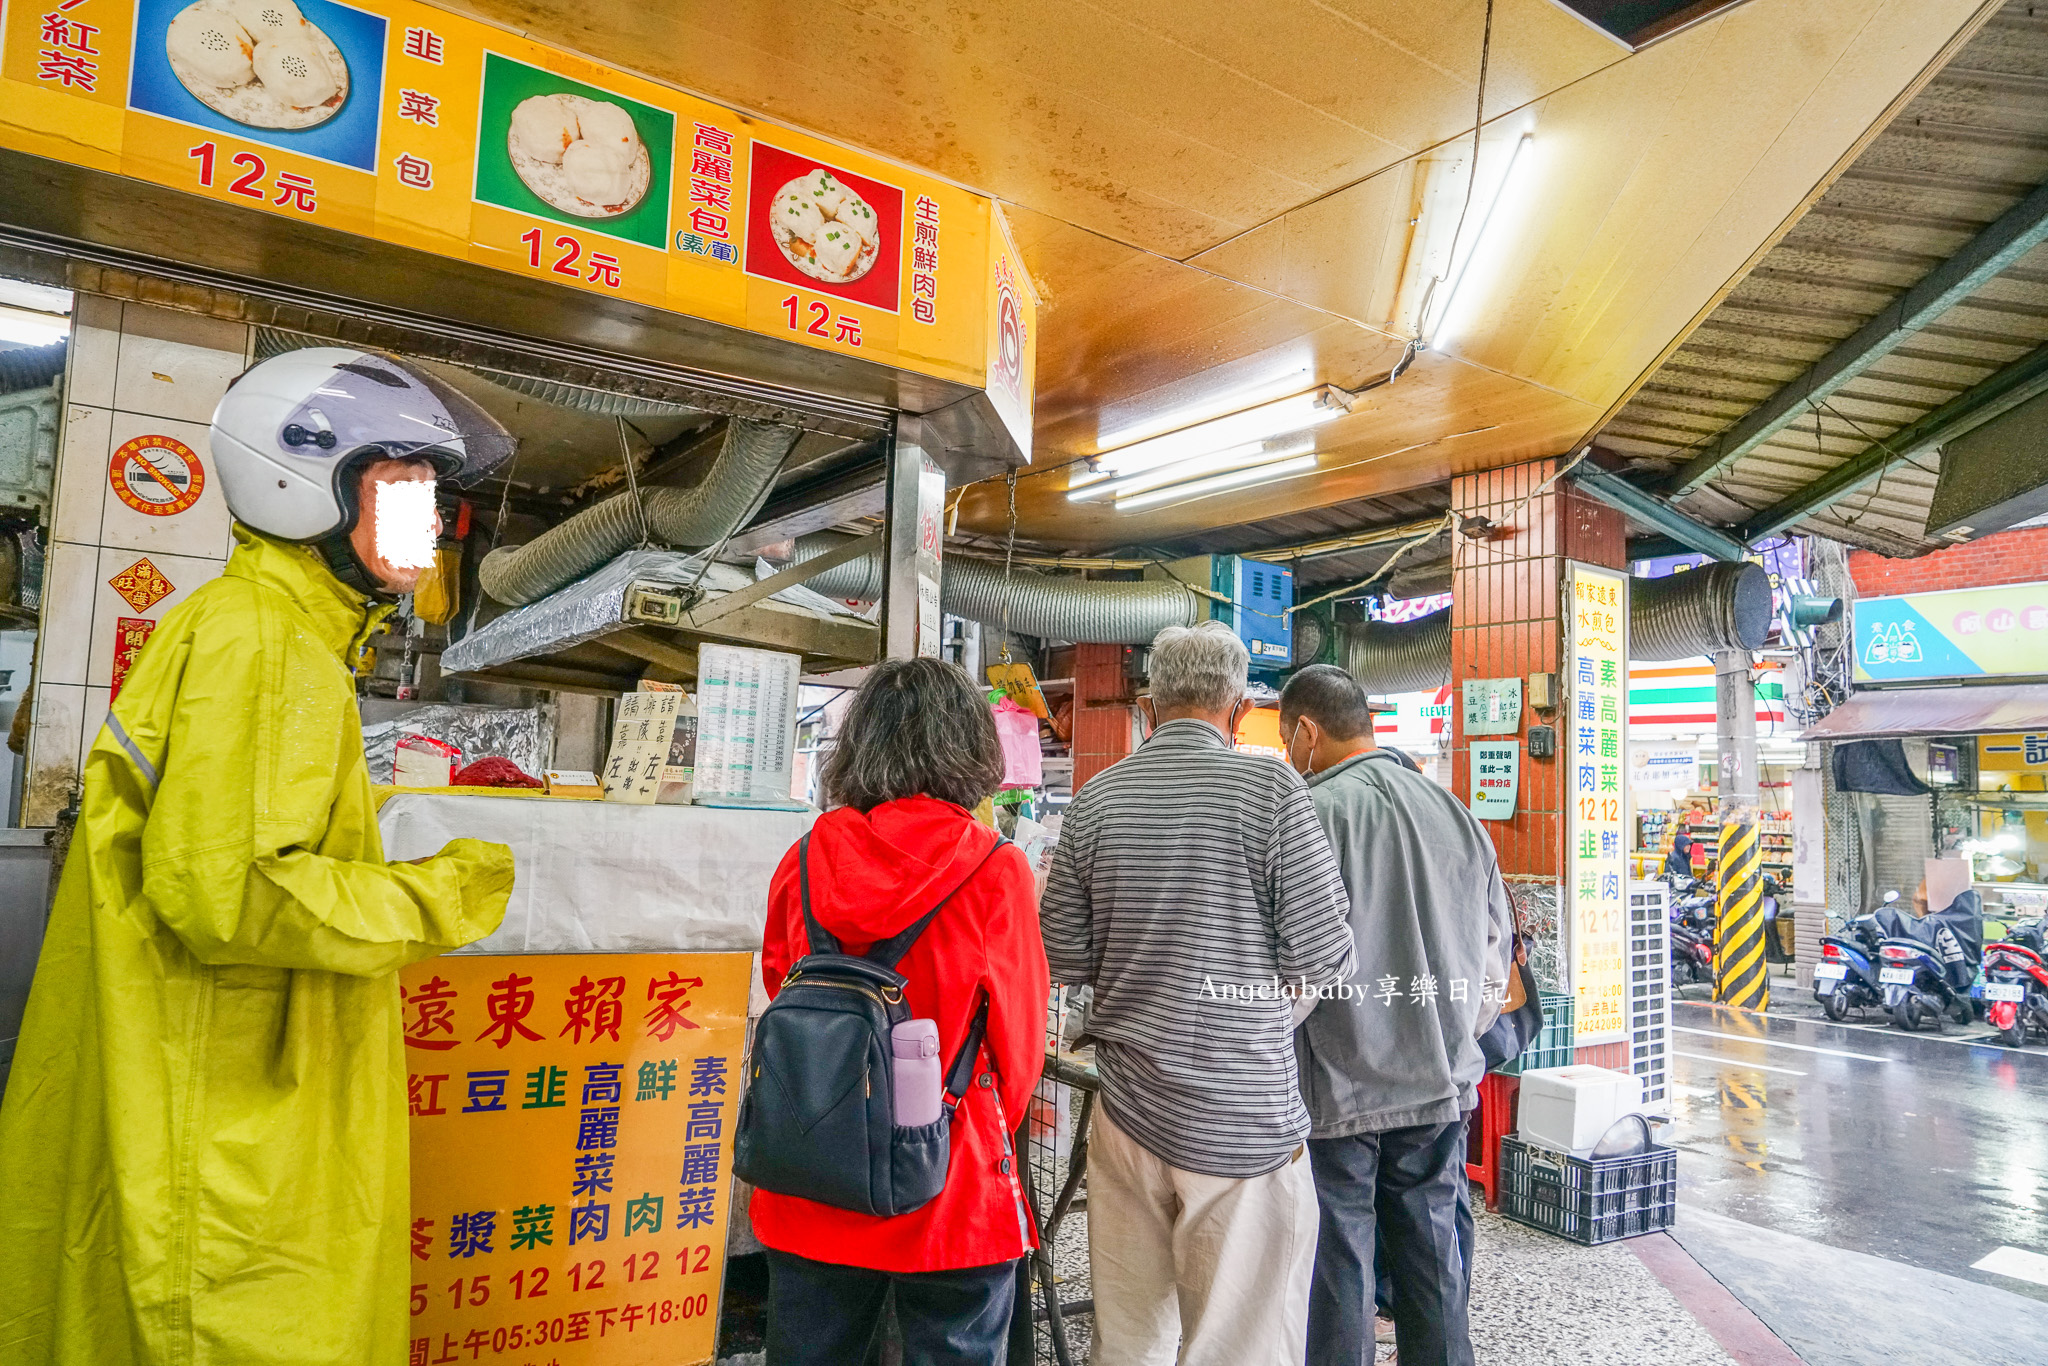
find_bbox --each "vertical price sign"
[1566,564,1630,1044]
[400,952,750,1366]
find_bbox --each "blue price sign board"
[1469,741,1520,820]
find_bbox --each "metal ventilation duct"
[1340,609,1452,695]
[1331,560,1774,690]
[791,534,1202,645]
[479,419,800,605]
[1631,561,1773,661]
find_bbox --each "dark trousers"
[1306,1118,1473,1366]
[764,1248,1017,1366]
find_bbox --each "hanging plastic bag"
[993,696,1042,789]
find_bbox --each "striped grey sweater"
[1041,719,1355,1177]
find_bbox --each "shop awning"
[1804,685,2048,741]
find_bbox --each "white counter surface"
[378,793,816,955]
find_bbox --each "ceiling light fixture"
[1425,131,1534,348]
[1069,436,1316,503]
[1068,386,1348,502]
[1114,453,1318,512]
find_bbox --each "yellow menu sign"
[399,951,750,1366]
[1566,563,1630,1044]
[0,0,1005,390]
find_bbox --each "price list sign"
[693,644,800,806]
[400,952,750,1366]
[1566,564,1630,1043]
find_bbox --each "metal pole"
[881,418,945,661]
[1713,647,1768,1008]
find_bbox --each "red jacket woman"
[750,659,1050,1366]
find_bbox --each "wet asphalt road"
[1666,996,2048,1304]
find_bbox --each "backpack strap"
[795,834,842,956]
[942,992,991,1114]
[861,835,1009,971]
[795,832,1009,965]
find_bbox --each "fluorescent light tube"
[1427,132,1532,347]
[1115,454,1317,512]
[1092,388,1344,478]
[1070,437,1314,503]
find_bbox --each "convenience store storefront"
[1809,577,2048,923]
[0,4,1037,1359]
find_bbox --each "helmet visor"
[277,354,518,486]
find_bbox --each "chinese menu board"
[400,952,750,1366]
[692,643,800,807]
[1566,563,1629,1044]
[0,0,1029,395]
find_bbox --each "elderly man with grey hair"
[1042,620,1355,1366]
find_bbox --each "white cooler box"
[1516,1065,1645,1155]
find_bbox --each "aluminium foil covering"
[440,548,871,674]
[360,703,551,784]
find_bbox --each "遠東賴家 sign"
[1566,564,1630,1044]
[400,952,750,1366]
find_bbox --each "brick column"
[1071,643,1134,790]
[1450,459,1628,1068]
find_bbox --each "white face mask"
[1283,719,1311,776]
[372,479,439,571]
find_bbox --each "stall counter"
[378,792,816,956]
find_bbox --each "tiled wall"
[25,298,251,825]
[1450,460,1628,1069]
[1448,461,1625,880]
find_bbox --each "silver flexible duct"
[1631,561,1772,662]
[791,534,1201,645]
[1333,560,1775,687]
[479,420,800,605]
[1342,609,1452,695]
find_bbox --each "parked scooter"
[1813,894,1891,1021]
[1878,890,1984,1033]
[1669,887,1717,989]
[1981,918,2048,1048]
[1761,875,1796,966]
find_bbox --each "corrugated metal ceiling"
[1600,0,2048,556]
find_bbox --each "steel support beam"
[1667,175,2048,497]
[1572,465,1750,561]
[1740,338,2048,540]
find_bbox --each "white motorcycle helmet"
[211,348,515,586]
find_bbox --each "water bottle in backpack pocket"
[892,1019,944,1127]
[734,834,1004,1218]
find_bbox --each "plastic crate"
[1498,1136,1676,1245]
[1496,992,1575,1075]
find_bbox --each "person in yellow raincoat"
[0,348,523,1366]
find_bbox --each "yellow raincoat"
[0,527,515,1366]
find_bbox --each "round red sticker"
[110,435,205,517]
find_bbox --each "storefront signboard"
[1469,740,1519,820]
[1630,744,1697,791]
[400,951,749,1366]
[0,0,1032,396]
[1567,562,1629,1044]
[1853,580,2048,682]
[1980,733,2048,773]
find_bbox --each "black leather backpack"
[733,834,1005,1217]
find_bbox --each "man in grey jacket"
[1277,665,1516,1366]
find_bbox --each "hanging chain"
[998,469,1019,665]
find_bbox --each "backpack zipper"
[787,977,898,1010]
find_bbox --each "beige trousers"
[1086,1105,1319,1366]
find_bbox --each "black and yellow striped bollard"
[1715,814,1769,1009]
